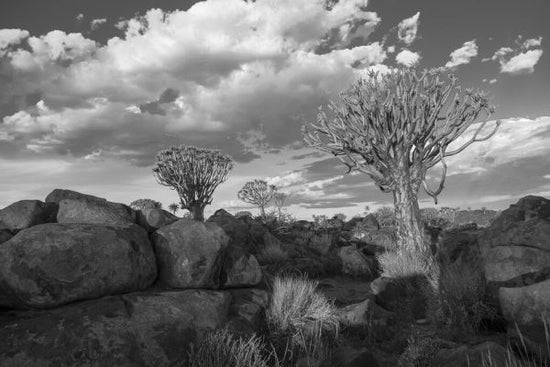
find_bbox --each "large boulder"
[0,223,156,309]
[151,219,229,289]
[45,188,107,204]
[0,289,230,367]
[329,347,379,367]
[207,209,248,248]
[337,246,376,277]
[136,208,178,232]
[431,341,510,367]
[337,295,394,328]
[0,200,58,232]
[219,246,262,288]
[0,229,12,245]
[479,195,550,355]
[225,288,269,337]
[57,198,136,226]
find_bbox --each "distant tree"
[273,192,288,217]
[237,179,277,218]
[153,146,233,221]
[168,202,179,215]
[130,198,162,211]
[374,206,396,227]
[333,213,347,221]
[303,68,500,252]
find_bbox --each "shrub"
[130,198,162,211]
[257,240,289,265]
[424,255,496,337]
[377,247,432,280]
[374,206,396,227]
[187,328,277,367]
[398,334,455,367]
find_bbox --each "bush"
[187,328,277,367]
[257,240,289,265]
[377,247,432,280]
[398,334,455,367]
[424,256,496,337]
[130,198,162,211]
[374,206,396,227]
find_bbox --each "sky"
[0,0,549,219]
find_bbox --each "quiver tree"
[303,68,500,252]
[238,179,277,218]
[273,192,288,217]
[130,198,162,211]
[153,146,233,221]
[168,203,179,215]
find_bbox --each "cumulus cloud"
[0,29,29,55]
[486,36,543,75]
[395,49,420,67]
[90,18,107,30]
[445,40,478,69]
[397,12,420,45]
[0,0,386,165]
[267,171,305,188]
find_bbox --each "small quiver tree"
[273,192,288,218]
[303,68,500,253]
[238,179,277,218]
[153,146,233,221]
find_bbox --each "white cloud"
[395,49,420,67]
[499,49,543,75]
[90,18,107,30]
[267,171,305,188]
[76,13,84,22]
[0,28,29,55]
[445,40,478,69]
[522,36,543,50]
[397,12,420,45]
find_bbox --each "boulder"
[45,188,107,204]
[207,209,248,248]
[343,216,364,231]
[151,219,229,289]
[308,231,337,255]
[0,200,58,232]
[0,289,230,367]
[436,229,479,264]
[431,341,510,367]
[337,295,394,328]
[0,223,156,309]
[0,229,12,245]
[136,208,178,232]
[57,198,136,226]
[220,246,262,288]
[337,246,376,277]
[360,228,397,251]
[225,288,269,337]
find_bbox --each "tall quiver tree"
[238,179,277,218]
[274,192,288,217]
[153,146,233,221]
[303,68,500,252]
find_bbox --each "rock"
[0,289,230,367]
[436,230,479,264]
[308,231,337,255]
[337,296,394,327]
[0,223,156,309]
[318,277,373,306]
[343,216,364,231]
[0,229,12,245]
[362,214,381,230]
[225,288,269,337]
[329,347,379,367]
[207,209,249,248]
[431,341,510,367]
[57,198,136,226]
[151,219,229,289]
[337,246,376,277]
[0,200,58,232]
[136,208,178,232]
[360,228,397,251]
[45,188,107,204]
[370,277,403,308]
[220,246,262,288]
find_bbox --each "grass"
[187,328,279,367]
[257,239,289,265]
[376,247,432,280]
[266,275,340,365]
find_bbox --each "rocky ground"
[0,189,549,366]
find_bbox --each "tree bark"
[392,170,428,253]
[189,203,205,222]
[259,205,266,219]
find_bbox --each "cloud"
[0,1,386,166]
[445,40,478,69]
[267,171,305,188]
[76,13,84,22]
[486,36,543,75]
[397,12,420,45]
[0,29,29,55]
[395,49,420,67]
[90,18,107,31]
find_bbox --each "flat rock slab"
[57,199,136,226]
[0,289,231,367]
[45,189,107,204]
[0,223,157,309]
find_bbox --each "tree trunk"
[189,203,205,222]
[392,172,428,253]
[259,205,266,218]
